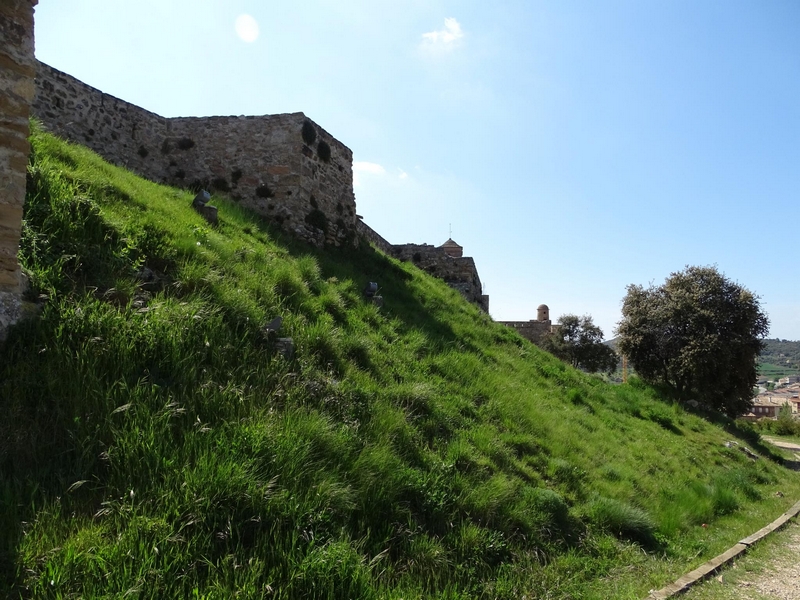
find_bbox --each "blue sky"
[34,1,800,340]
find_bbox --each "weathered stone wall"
[32,62,167,178]
[498,319,554,343]
[0,0,38,340]
[31,63,356,247]
[356,218,393,254]
[391,243,489,312]
[165,114,355,246]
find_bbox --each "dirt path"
[683,522,800,599]
[763,437,800,453]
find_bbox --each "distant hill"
[605,337,800,381]
[759,338,800,380]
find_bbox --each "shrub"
[305,209,329,233]
[773,403,799,436]
[302,120,317,145]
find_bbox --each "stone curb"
[646,499,800,599]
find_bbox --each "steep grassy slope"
[1,129,799,599]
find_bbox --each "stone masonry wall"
[355,218,393,254]
[498,320,554,344]
[391,243,489,312]
[32,62,167,178]
[0,0,38,340]
[31,62,356,247]
[166,114,355,247]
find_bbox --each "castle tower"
[537,304,550,322]
[439,238,463,258]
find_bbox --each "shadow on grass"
[289,237,461,350]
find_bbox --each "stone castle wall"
[355,218,393,254]
[391,243,489,312]
[32,62,167,177]
[0,0,38,340]
[498,319,554,344]
[31,62,356,247]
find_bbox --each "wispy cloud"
[353,161,386,187]
[420,17,464,53]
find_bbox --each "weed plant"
[1,128,800,598]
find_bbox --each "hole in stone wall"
[161,140,172,154]
[336,202,344,215]
[177,138,195,150]
[88,128,95,137]
[317,141,331,162]
[138,145,149,158]
[175,169,186,179]
[231,168,243,185]
[255,184,274,199]
[310,195,318,209]
[211,177,230,192]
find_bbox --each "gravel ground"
[736,523,800,599]
[682,522,800,600]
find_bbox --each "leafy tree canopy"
[540,314,619,374]
[616,265,769,417]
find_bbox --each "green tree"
[773,402,797,436]
[616,266,769,417]
[540,314,619,374]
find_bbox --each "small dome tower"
[439,238,463,258]
[537,304,550,322]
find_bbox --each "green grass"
[2,127,800,598]
[758,362,800,379]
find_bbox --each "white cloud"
[353,161,386,187]
[421,17,464,52]
[398,168,408,180]
[234,14,259,43]
[354,161,386,175]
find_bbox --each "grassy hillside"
[2,128,799,599]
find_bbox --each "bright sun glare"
[234,14,259,43]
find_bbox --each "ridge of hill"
[2,129,800,599]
